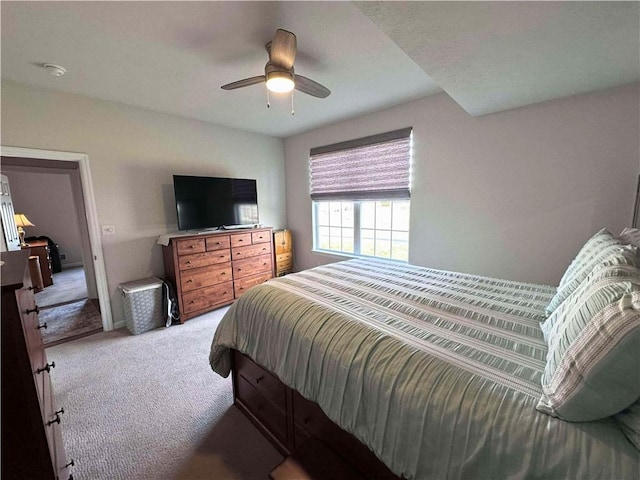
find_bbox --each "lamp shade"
[14,213,35,228]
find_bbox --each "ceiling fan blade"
[221,76,265,90]
[294,75,331,98]
[269,29,296,69]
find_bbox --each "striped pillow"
[619,227,640,248]
[541,244,639,343]
[545,231,636,317]
[537,265,640,422]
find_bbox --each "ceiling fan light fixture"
[266,71,295,93]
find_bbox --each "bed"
[210,255,640,479]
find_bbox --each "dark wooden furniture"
[23,239,54,287]
[162,228,274,321]
[232,350,398,479]
[1,250,72,480]
[273,229,293,276]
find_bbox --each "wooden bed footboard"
[231,350,399,479]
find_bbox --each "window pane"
[391,231,409,261]
[330,227,341,238]
[330,236,342,250]
[392,201,410,231]
[329,202,342,227]
[361,201,375,229]
[318,235,330,250]
[317,202,330,225]
[342,203,354,227]
[375,239,391,258]
[376,201,392,230]
[342,227,354,253]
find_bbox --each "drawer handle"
[38,322,48,330]
[190,300,196,304]
[28,286,35,291]
[186,260,192,265]
[219,255,225,258]
[256,375,264,384]
[221,272,226,275]
[189,245,195,249]
[26,305,40,315]
[238,239,244,242]
[262,248,267,251]
[238,268,242,272]
[37,361,55,374]
[263,263,267,266]
[187,279,193,283]
[303,415,312,425]
[46,409,64,426]
[216,241,221,245]
[65,460,75,469]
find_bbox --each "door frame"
[1,145,113,331]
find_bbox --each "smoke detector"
[42,63,66,77]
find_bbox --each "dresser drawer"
[233,254,272,278]
[180,264,232,292]
[176,238,206,255]
[230,233,252,248]
[232,242,272,260]
[251,231,270,244]
[236,375,288,443]
[206,235,230,251]
[276,252,293,273]
[178,251,231,271]
[181,281,234,314]
[234,272,272,297]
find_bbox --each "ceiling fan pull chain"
[266,88,270,108]
[291,91,295,116]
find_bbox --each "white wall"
[285,83,640,286]
[1,80,287,327]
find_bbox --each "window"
[310,128,412,261]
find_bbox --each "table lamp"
[14,213,35,247]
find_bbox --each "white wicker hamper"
[119,277,164,335]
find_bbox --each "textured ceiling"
[2,2,638,138]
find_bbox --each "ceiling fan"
[221,29,331,100]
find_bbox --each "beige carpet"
[40,299,103,346]
[35,266,89,307]
[46,307,283,480]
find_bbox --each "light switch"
[102,224,116,235]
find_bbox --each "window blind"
[309,127,412,201]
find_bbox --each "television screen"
[173,175,259,231]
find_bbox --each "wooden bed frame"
[231,350,400,479]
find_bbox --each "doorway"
[1,146,113,337]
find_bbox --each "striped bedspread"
[210,258,640,479]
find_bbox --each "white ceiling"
[2,2,638,138]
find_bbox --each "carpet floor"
[36,266,89,307]
[40,298,103,346]
[46,308,283,479]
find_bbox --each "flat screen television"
[173,175,259,231]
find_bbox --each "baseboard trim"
[113,320,126,330]
[62,262,84,269]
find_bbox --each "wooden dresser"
[1,250,73,480]
[273,229,293,276]
[23,239,54,287]
[162,227,274,321]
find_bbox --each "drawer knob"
[216,241,221,245]
[219,255,225,258]
[186,260,192,265]
[256,375,264,384]
[221,272,226,275]
[238,239,244,242]
[36,361,55,374]
[38,322,48,330]
[189,245,195,249]
[65,460,75,469]
[187,279,193,283]
[190,300,196,304]
[26,305,40,315]
[238,268,242,272]
[262,248,267,251]
[303,415,312,425]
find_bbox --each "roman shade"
[309,127,412,201]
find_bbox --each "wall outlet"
[59,253,67,261]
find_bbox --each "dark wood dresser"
[162,227,274,321]
[1,250,73,480]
